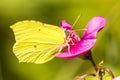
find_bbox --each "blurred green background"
[0,0,120,80]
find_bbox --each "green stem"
[74,73,96,80]
[100,71,103,80]
[85,51,98,72]
[103,67,115,79]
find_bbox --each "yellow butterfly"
[10,20,66,64]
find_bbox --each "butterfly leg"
[67,44,71,56]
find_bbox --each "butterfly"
[10,20,67,64]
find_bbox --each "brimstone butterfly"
[10,20,66,64]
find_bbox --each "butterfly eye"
[65,31,70,37]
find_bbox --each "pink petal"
[56,38,96,58]
[84,16,106,39]
[113,76,120,80]
[60,20,73,30]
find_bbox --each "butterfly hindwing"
[14,42,60,64]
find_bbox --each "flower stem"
[103,67,115,79]
[74,73,96,80]
[80,51,115,80]
[85,51,98,72]
[100,71,103,80]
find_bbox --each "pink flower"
[113,76,120,80]
[56,16,106,58]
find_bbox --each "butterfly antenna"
[75,28,87,31]
[72,15,81,27]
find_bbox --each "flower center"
[65,30,80,46]
[61,30,80,53]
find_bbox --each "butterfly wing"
[10,20,65,64]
